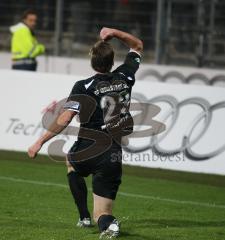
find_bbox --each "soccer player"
[28,27,143,238]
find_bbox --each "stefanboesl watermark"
[111,151,185,164]
[41,93,166,163]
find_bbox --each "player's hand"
[28,142,42,159]
[100,27,115,41]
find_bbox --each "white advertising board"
[0,69,225,175]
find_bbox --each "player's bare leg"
[93,193,120,238]
[93,193,113,222]
[66,157,75,173]
[66,157,92,227]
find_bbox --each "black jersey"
[64,51,141,138]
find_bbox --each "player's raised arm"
[28,110,76,158]
[100,27,143,79]
[100,27,143,54]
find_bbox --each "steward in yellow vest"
[10,10,45,71]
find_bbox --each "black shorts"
[67,139,122,200]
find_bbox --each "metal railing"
[0,0,224,68]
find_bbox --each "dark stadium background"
[0,0,225,67]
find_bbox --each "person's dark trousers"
[67,171,91,220]
[12,63,37,71]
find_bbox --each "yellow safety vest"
[10,22,45,60]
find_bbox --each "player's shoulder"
[83,76,97,89]
[72,76,96,92]
[113,50,141,76]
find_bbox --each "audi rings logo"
[124,93,225,161]
[138,69,225,87]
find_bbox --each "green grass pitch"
[0,150,225,240]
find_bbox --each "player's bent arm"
[40,110,76,144]
[113,29,143,53]
[28,110,76,158]
[100,27,143,53]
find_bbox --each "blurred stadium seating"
[0,0,225,68]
